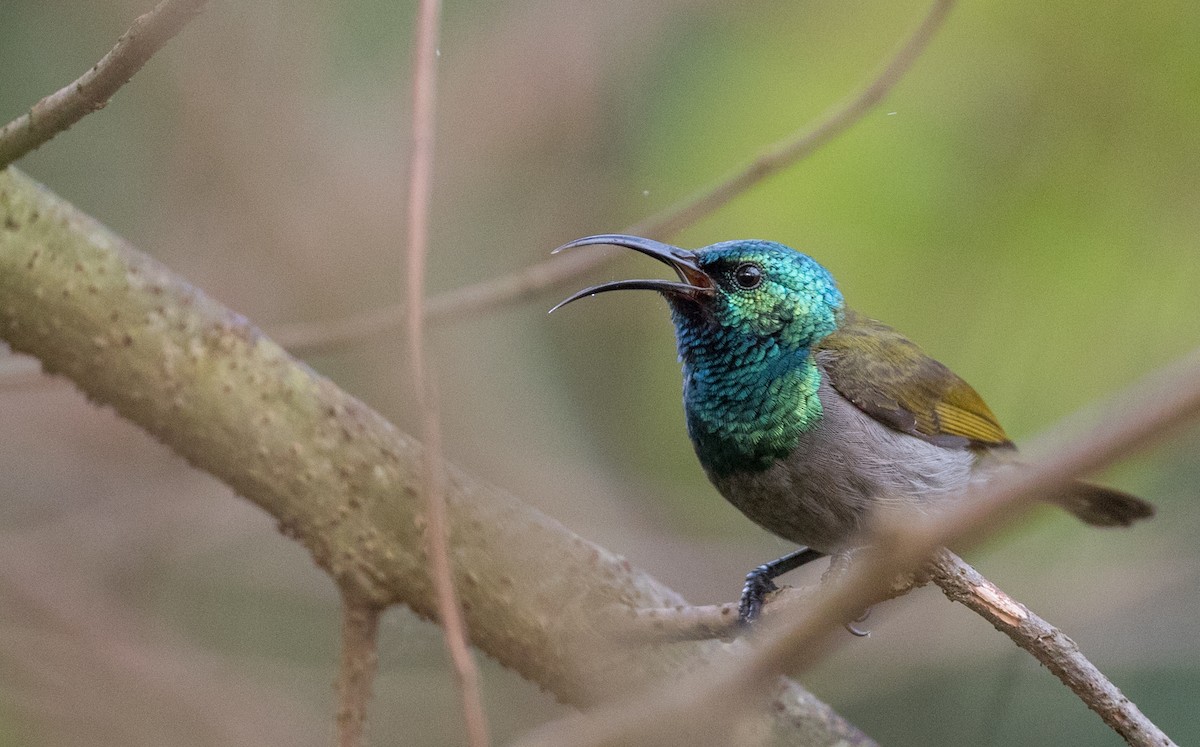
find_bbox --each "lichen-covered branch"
[0,166,870,747]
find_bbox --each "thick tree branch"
[273,0,956,354]
[0,166,871,746]
[0,0,209,168]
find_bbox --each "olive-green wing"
[815,311,1013,450]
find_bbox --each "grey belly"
[710,379,976,552]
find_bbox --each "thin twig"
[929,550,1171,746]
[403,1,491,745]
[335,599,383,747]
[616,0,956,243]
[272,0,955,354]
[518,346,1200,747]
[619,602,744,644]
[615,559,922,645]
[616,547,1173,745]
[0,0,209,168]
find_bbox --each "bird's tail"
[1051,481,1155,527]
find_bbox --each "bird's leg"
[738,546,825,626]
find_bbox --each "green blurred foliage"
[571,0,1200,503]
[2,0,1198,744]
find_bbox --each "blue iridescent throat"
[674,316,826,477]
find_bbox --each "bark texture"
[0,166,871,746]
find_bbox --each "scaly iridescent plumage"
[672,240,841,475]
[552,234,1154,624]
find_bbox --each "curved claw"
[844,607,872,637]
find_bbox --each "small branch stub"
[335,599,383,747]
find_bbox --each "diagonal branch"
[929,550,1171,746]
[590,0,957,245]
[0,166,871,746]
[0,0,210,168]
[616,547,1173,746]
[272,0,956,354]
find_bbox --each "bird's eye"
[732,262,763,290]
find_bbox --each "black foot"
[737,547,825,626]
[738,564,779,626]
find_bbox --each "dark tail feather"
[1052,481,1155,527]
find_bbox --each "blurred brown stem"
[272,0,956,354]
[0,0,209,168]
[402,0,491,743]
[335,599,382,747]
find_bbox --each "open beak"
[548,234,713,313]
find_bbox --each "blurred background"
[2,0,1199,744]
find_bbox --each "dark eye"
[732,262,763,290]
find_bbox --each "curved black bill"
[549,234,712,313]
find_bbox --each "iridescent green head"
[552,235,845,475]
[675,238,843,353]
[551,234,844,360]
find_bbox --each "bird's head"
[551,234,844,357]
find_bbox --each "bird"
[550,234,1155,626]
